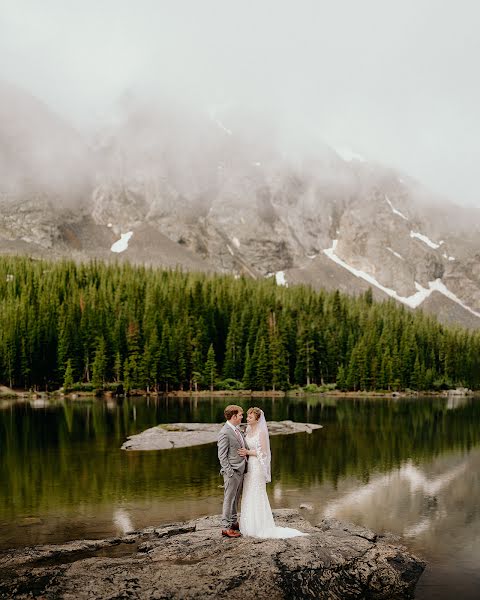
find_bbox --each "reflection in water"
[1,395,480,599]
[113,509,134,535]
[273,485,283,501]
[447,395,470,410]
[29,398,49,409]
[400,461,467,496]
[323,457,468,539]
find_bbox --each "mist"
[1,0,479,206]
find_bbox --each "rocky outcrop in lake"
[121,421,322,451]
[0,509,424,600]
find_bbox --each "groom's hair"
[224,404,243,420]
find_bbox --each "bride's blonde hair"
[247,407,262,421]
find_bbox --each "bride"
[238,407,308,538]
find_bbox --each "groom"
[217,404,248,538]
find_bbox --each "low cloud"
[1,0,479,206]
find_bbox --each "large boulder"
[0,510,424,599]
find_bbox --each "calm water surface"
[1,394,479,599]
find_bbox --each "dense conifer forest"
[0,256,479,393]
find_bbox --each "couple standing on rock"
[217,404,308,539]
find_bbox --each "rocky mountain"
[1,83,480,329]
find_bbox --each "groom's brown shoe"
[231,521,240,530]
[222,528,241,538]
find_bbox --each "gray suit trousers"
[222,469,244,528]
[218,422,248,528]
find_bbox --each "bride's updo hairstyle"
[247,407,262,421]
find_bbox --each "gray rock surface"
[121,421,322,451]
[0,510,425,600]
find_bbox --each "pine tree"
[346,346,360,391]
[255,338,269,391]
[269,311,289,391]
[126,322,142,389]
[123,357,132,394]
[114,352,122,383]
[336,364,346,391]
[158,323,174,392]
[411,354,423,390]
[364,287,373,306]
[223,315,241,380]
[204,343,217,392]
[242,344,254,390]
[141,330,160,392]
[63,359,74,392]
[92,336,107,390]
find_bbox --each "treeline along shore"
[0,256,479,394]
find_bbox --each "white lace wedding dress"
[239,430,308,539]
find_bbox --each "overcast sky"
[1,0,479,205]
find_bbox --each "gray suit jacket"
[217,422,249,478]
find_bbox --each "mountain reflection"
[323,455,470,542]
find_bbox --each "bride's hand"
[238,448,248,457]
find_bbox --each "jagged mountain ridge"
[1,83,480,328]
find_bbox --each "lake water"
[1,394,479,599]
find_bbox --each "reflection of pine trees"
[0,256,480,391]
[3,396,480,521]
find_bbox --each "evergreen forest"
[0,256,479,393]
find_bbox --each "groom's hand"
[238,448,248,457]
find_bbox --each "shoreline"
[1,387,478,401]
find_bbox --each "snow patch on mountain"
[324,240,424,307]
[410,231,444,250]
[111,232,133,253]
[207,105,233,135]
[335,147,366,162]
[385,195,408,220]
[324,240,418,305]
[216,119,232,135]
[323,240,480,316]
[428,279,480,318]
[232,237,240,248]
[387,247,404,260]
[443,253,455,261]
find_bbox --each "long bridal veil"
[252,410,271,483]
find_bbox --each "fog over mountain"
[1,0,480,206]
[0,81,91,201]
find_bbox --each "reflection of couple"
[217,404,307,539]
